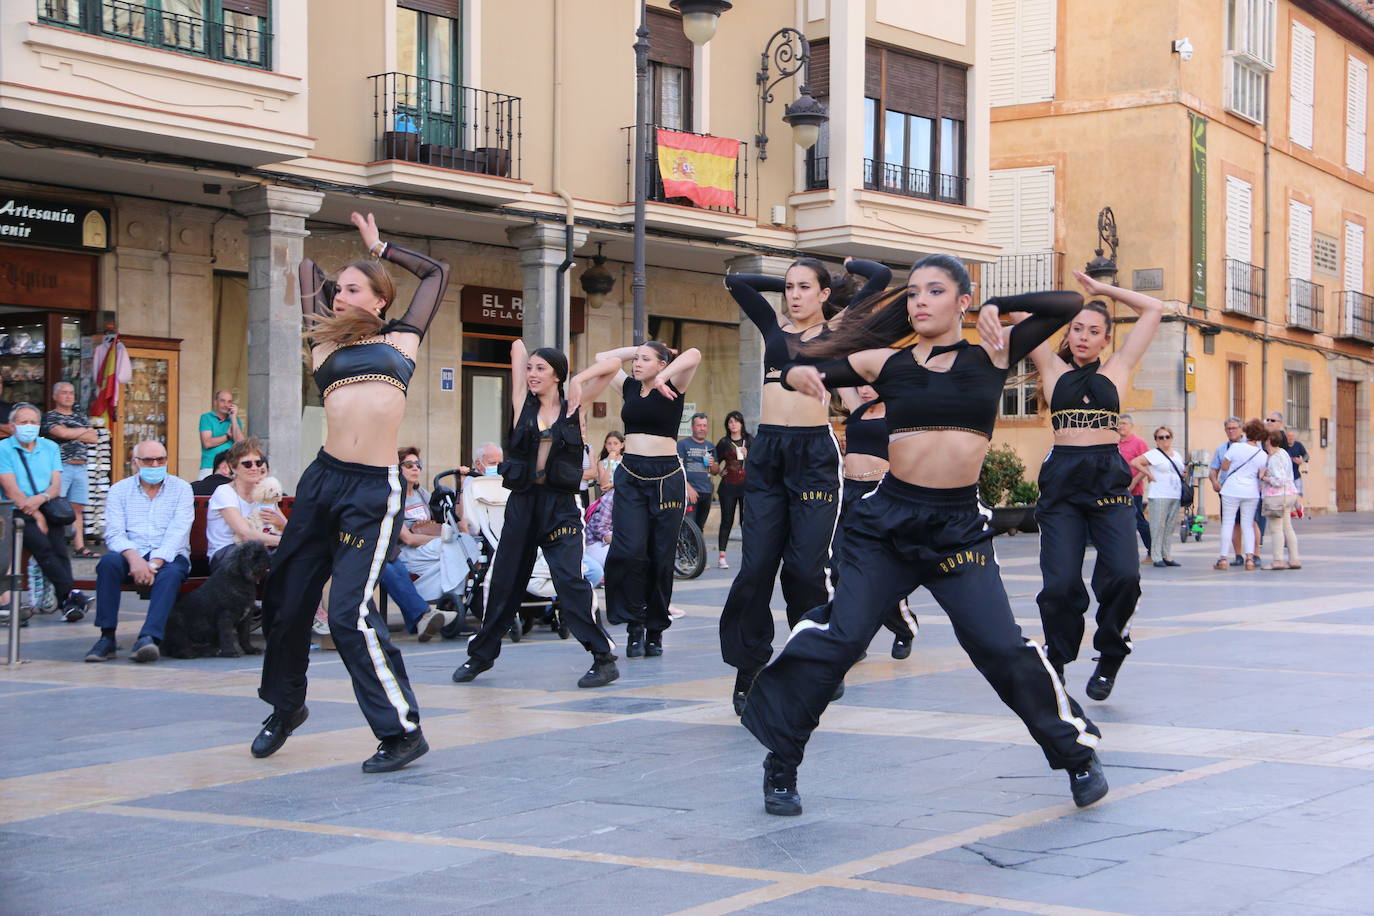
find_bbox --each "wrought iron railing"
[804,154,829,191]
[1223,259,1265,319]
[1335,291,1374,343]
[1287,278,1324,332]
[972,253,1065,299]
[371,72,521,179]
[863,158,966,205]
[623,125,749,216]
[38,0,271,69]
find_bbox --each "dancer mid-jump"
[253,212,447,773]
[748,255,1106,815]
[1022,272,1163,701]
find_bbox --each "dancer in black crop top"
[255,213,449,774]
[719,257,891,716]
[741,254,1107,817]
[1019,273,1164,704]
[573,342,701,657]
[453,341,620,689]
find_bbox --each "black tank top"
[620,378,684,438]
[1049,360,1121,431]
[876,342,999,440]
[843,401,888,458]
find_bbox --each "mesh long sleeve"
[779,357,865,391]
[380,244,451,338]
[298,259,335,347]
[725,274,786,337]
[982,290,1085,364]
[845,259,892,306]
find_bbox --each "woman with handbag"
[0,402,87,621]
[1214,418,1267,571]
[1129,426,1187,567]
[1260,429,1301,570]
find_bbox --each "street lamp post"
[754,28,828,161]
[1084,206,1119,284]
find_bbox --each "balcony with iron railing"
[804,154,829,191]
[623,125,749,217]
[37,0,271,69]
[1223,259,1266,319]
[863,158,966,205]
[1287,278,1324,332]
[971,253,1065,299]
[1335,291,1374,343]
[371,72,521,180]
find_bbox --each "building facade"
[986,0,1374,513]
[0,0,994,491]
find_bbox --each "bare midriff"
[887,430,993,489]
[624,433,678,457]
[844,453,888,479]
[1052,426,1121,447]
[760,383,830,427]
[315,331,417,468]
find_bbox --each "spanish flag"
[656,129,738,209]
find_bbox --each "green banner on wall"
[1189,112,1207,309]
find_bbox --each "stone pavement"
[4,513,1374,915]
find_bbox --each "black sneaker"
[763,752,802,816]
[84,635,117,662]
[61,590,90,623]
[250,705,309,758]
[130,635,160,663]
[626,625,645,658]
[361,730,429,773]
[1069,752,1108,807]
[577,653,620,688]
[891,637,913,660]
[732,667,760,716]
[451,657,493,683]
[644,630,663,657]
[1085,656,1123,701]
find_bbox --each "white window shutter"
[1226,176,1253,264]
[1290,22,1315,149]
[1288,200,1313,282]
[988,167,1055,254]
[987,0,1054,107]
[986,170,1018,250]
[1345,221,1365,294]
[988,0,1018,107]
[1347,57,1368,173]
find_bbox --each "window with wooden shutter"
[1226,176,1253,264]
[1290,21,1315,150]
[861,44,968,203]
[398,0,460,17]
[988,0,1055,107]
[1345,221,1365,294]
[987,167,1054,255]
[1289,199,1313,282]
[1348,57,1368,173]
[647,8,692,130]
[221,0,270,17]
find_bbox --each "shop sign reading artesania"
[0,196,111,251]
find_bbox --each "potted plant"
[1009,480,1041,533]
[979,444,1030,535]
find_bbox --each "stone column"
[726,253,795,433]
[229,185,324,491]
[507,222,588,352]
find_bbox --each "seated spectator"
[0,402,88,622]
[191,450,233,497]
[585,488,613,573]
[378,447,460,640]
[206,438,284,569]
[42,381,99,557]
[390,448,478,620]
[84,439,193,663]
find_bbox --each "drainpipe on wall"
[1261,70,1272,413]
[552,0,575,353]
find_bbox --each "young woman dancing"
[720,257,891,714]
[574,342,700,657]
[452,341,620,688]
[713,410,751,569]
[253,212,447,773]
[1021,274,1163,702]
[746,254,1105,816]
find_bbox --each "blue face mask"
[13,424,39,444]
[483,465,500,477]
[138,465,167,485]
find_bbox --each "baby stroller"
[1178,471,1207,543]
[425,469,490,638]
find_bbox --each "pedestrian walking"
[713,410,750,569]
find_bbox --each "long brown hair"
[304,260,396,347]
[1033,300,1114,410]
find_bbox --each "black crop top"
[784,290,1084,440]
[302,243,450,400]
[620,378,685,439]
[726,259,891,384]
[843,401,888,459]
[1049,360,1121,431]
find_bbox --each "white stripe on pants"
[1219,494,1258,558]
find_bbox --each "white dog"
[245,476,285,537]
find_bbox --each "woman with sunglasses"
[252,211,449,775]
[1021,274,1164,703]
[206,437,283,571]
[1129,427,1186,569]
[378,447,467,640]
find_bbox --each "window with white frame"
[1284,371,1311,430]
[1349,56,1368,173]
[1290,21,1316,148]
[1225,0,1275,123]
[1001,359,1039,418]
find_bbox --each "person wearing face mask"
[719,257,892,716]
[0,402,89,622]
[1021,276,1164,703]
[451,341,618,688]
[573,342,701,658]
[757,256,1105,816]
[252,212,448,774]
[82,440,193,663]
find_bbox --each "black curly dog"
[162,542,272,659]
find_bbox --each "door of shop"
[462,368,510,468]
[1336,379,1357,512]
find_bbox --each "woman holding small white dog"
[206,437,284,570]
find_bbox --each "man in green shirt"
[198,390,244,479]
